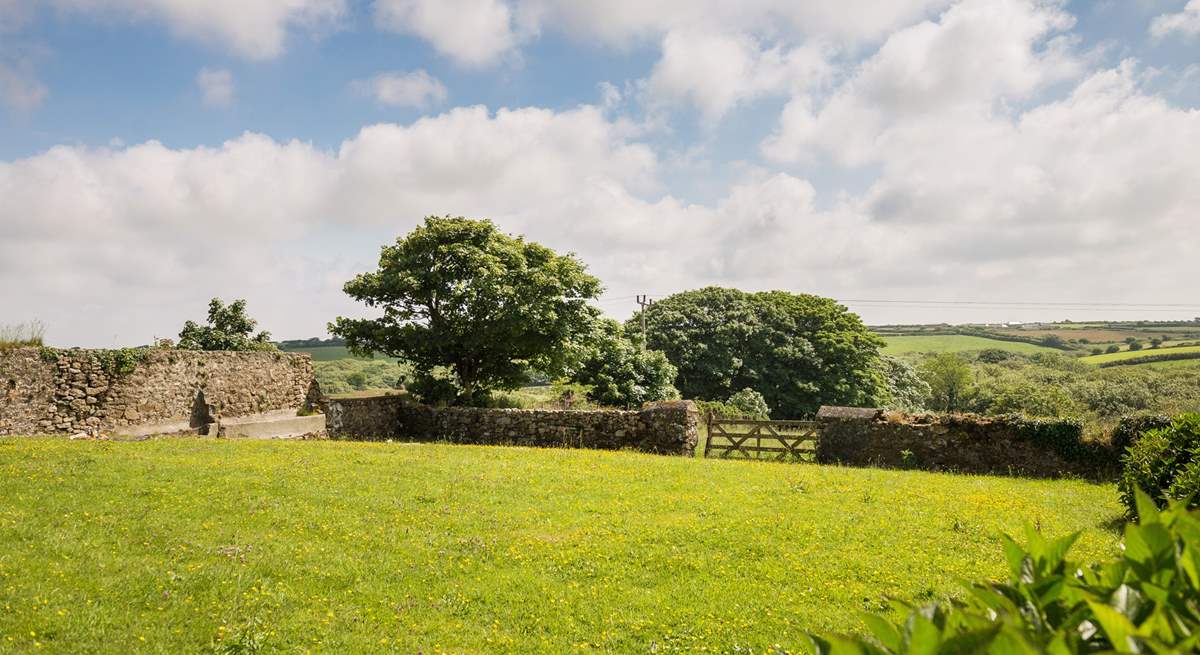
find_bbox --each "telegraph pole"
[636,295,654,352]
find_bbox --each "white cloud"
[370,0,954,69]
[1151,0,1200,38]
[49,0,346,58]
[373,0,517,68]
[640,30,830,123]
[764,0,1084,166]
[196,67,234,107]
[0,56,47,112]
[352,70,448,109]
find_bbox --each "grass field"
[1125,358,1200,370]
[881,335,1060,356]
[0,439,1122,653]
[1079,344,1200,365]
[278,344,398,363]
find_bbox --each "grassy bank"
[0,439,1122,653]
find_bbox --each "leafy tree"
[919,353,974,412]
[726,388,770,418]
[876,356,930,412]
[1129,341,1144,351]
[330,216,601,405]
[627,287,885,418]
[177,298,275,351]
[1106,344,1121,354]
[569,318,678,409]
[1151,337,1164,348]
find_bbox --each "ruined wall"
[0,347,315,435]
[815,409,1115,478]
[324,396,699,456]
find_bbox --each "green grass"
[1079,344,1200,365]
[881,335,1060,356]
[0,439,1122,654]
[1125,358,1200,370]
[278,344,398,362]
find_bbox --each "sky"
[1,0,1199,347]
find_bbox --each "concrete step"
[218,413,326,439]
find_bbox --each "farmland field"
[278,344,397,362]
[1125,358,1200,370]
[881,335,1060,355]
[1079,344,1200,365]
[0,438,1122,653]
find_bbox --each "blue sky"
[2,0,1199,346]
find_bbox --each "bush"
[1110,414,1172,454]
[726,388,770,419]
[1118,413,1200,515]
[1106,344,1121,354]
[808,490,1200,654]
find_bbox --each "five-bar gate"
[703,417,821,461]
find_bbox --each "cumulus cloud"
[373,0,517,68]
[764,0,1084,165]
[352,70,448,109]
[196,67,234,107]
[640,31,830,123]
[49,0,346,58]
[7,53,1200,346]
[1151,0,1200,38]
[370,0,954,68]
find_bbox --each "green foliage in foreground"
[0,439,1121,654]
[809,491,1200,655]
[1119,414,1200,516]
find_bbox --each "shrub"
[1110,414,1172,455]
[808,490,1200,654]
[1118,413,1200,515]
[1106,344,1121,354]
[726,388,770,419]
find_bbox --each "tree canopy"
[330,216,602,405]
[177,298,275,351]
[627,287,886,417]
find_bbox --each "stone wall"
[324,396,699,456]
[814,409,1115,478]
[0,347,316,436]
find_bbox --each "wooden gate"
[703,417,820,461]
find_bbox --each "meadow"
[880,335,1059,356]
[0,438,1122,653]
[1079,344,1200,365]
[278,344,398,363]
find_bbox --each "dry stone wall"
[0,347,316,435]
[815,409,1115,478]
[324,396,699,456]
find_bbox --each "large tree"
[627,287,886,417]
[330,216,602,405]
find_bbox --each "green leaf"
[860,613,903,653]
[1087,601,1140,653]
